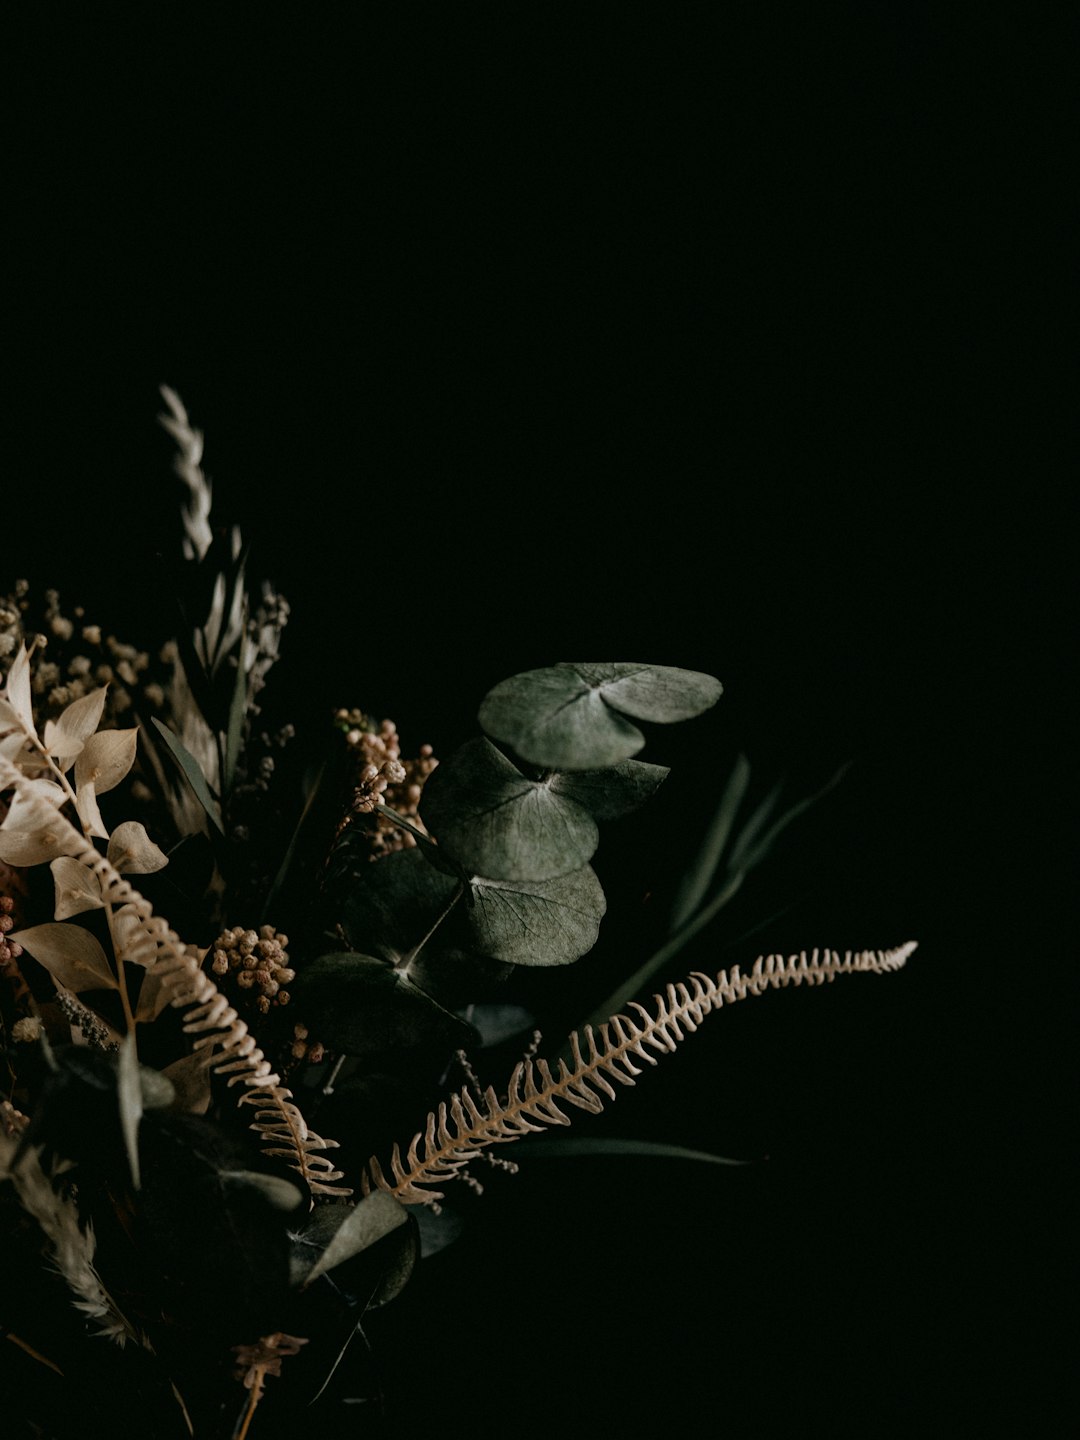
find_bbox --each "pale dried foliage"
[0,674,349,1199]
[364,942,916,1205]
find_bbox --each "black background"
[4,7,1072,1436]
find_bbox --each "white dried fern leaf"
[363,942,917,1206]
[0,758,350,1197]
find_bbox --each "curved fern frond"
[362,942,916,1206]
[238,1086,351,1198]
[0,758,350,1197]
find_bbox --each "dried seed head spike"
[361,942,917,1206]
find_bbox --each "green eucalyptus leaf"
[292,951,477,1057]
[219,1170,305,1212]
[150,717,225,834]
[341,848,461,964]
[516,1137,749,1166]
[419,736,598,882]
[550,758,669,821]
[479,662,721,769]
[294,1191,411,1289]
[465,863,606,966]
[421,740,669,882]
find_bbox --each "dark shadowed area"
[4,7,1070,1435]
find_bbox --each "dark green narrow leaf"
[669,752,751,933]
[221,605,249,795]
[516,1137,750,1166]
[151,718,225,834]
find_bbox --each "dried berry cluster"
[336,708,438,859]
[210,924,296,1017]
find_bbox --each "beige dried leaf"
[0,784,74,865]
[51,857,104,920]
[160,1050,213,1114]
[75,728,140,797]
[134,965,173,1023]
[10,922,117,992]
[107,821,168,876]
[0,729,28,761]
[2,645,34,730]
[44,687,109,769]
[111,903,154,966]
[75,779,109,841]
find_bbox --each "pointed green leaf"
[296,1191,410,1288]
[516,1137,749,1166]
[151,717,225,833]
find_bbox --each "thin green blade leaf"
[668,752,751,933]
[150,718,225,833]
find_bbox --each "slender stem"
[2,1328,63,1375]
[233,1373,264,1440]
[103,903,136,1037]
[395,881,465,975]
[374,802,437,851]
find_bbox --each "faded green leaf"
[219,1170,305,1213]
[479,662,721,769]
[117,1033,143,1190]
[296,1191,410,1288]
[550,758,669,822]
[151,718,225,833]
[10,922,117,992]
[466,863,606,966]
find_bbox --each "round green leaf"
[419,736,599,882]
[479,662,721,769]
[465,863,606,966]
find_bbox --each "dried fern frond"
[238,1086,351,1198]
[0,758,349,1196]
[363,942,916,1206]
[157,385,214,564]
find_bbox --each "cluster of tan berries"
[335,709,438,859]
[0,895,23,970]
[210,924,296,1018]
